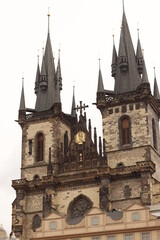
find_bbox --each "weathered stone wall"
[152,180,160,204]
[110,178,141,202]
[55,186,99,214]
[112,198,141,210]
[150,148,160,182]
[102,102,160,170]
[25,194,43,213]
[21,117,71,180]
[102,102,149,154]
[107,147,147,168]
[23,212,43,240]
[148,104,160,153]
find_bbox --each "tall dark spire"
[142,59,149,83]
[113,9,141,93]
[97,59,104,92]
[71,86,76,117]
[153,67,160,99]
[34,54,40,94]
[19,77,25,110]
[136,29,143,76]
[54,49,62,104]
[111,35,117,78]
[35,12,59,112]
[56,49,62,90]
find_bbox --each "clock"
[75,131,86,144]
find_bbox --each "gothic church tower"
[97,7,160,209]
[12,4,160,240]
[12,13,106,240]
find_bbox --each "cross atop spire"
[74,101,88,116]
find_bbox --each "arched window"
[116,162,125,168]
[33,175,40,180]
[36,132,44,162]
[119,116,132,147]
[32,214,41,231]
[152,119,157,150]
[122,118,130,145]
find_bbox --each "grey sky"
[0,0,160,235]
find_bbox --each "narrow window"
[152,119,157,150]
[50,221,57,230]
[64,131,68,156]
[91,216,99,225]
[37,133,44,161]
[108,236,116,240]
[124,234,133,240]
[122,118,130,145]
[28,139,32,155]
[142,233,150,240]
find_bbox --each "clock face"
[75,131,86,144]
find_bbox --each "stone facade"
[12,3,160,240]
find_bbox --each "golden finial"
[48,7,50,17]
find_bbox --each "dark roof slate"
[114,12,141,93]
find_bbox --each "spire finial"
[122,0,125,13]
[73,81,75,91]
[99,58,101,70]
[37,50,39,64]
[112,31,115,45]
[137,22,140,39]
[42,41,44,56]
[22,72,24,84]
[154,65,156,79]
[58,44,61,59]
[48,7,50,34]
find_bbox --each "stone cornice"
[97,83,160,116]
[12,160,155,192]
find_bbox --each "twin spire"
[98,2,160,99]
[19,5,160,115]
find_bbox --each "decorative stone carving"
[99,179,109,212]
[67,195,92,218]
[43,193,52,217]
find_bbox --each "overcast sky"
[1,0,160,235]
